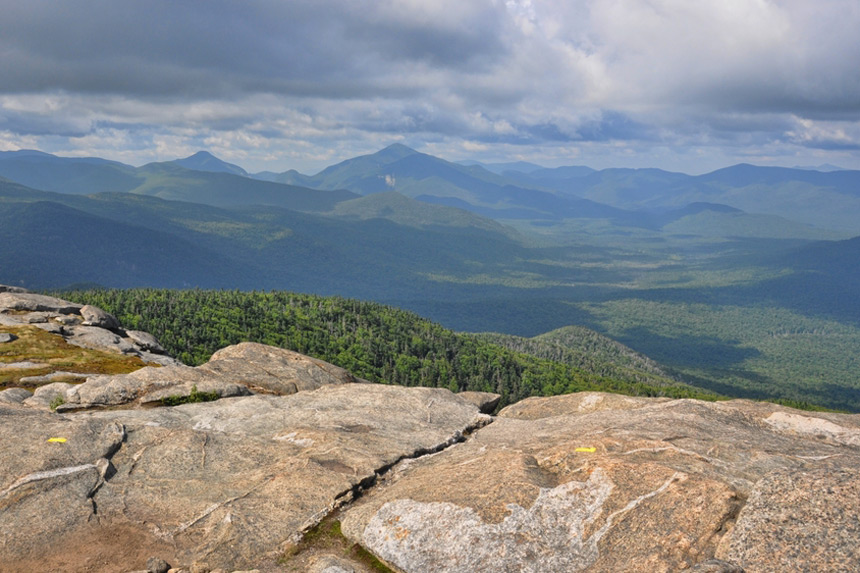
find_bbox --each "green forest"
[55,288,719,408]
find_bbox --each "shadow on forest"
[673,369,813,405]
[611,327,760,370]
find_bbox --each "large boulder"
[201,342,368,394]
[64,325,139,354]
[0,385,486,572]
[340,395,860,573]
[80,304,121,330]
[125,330,167,354]
[62,342,366,410]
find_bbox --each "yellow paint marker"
[575,447,596,453]
[47,437,67,443]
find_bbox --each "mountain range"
[2,144,860,410]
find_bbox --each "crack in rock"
[290,413,494,549]
[0,464,99,499]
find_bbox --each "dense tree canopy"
[57,288,718,408]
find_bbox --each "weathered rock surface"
[308,554,358,572]
[498,390,669,419]
[0,407,137,572]
[0,331,16,343]
[0,385,486,572]
[60,342,366,410]
[340,395,860,573]
[64,324,141,354]
[716,465,860,571]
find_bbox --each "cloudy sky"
[1,0,859,174]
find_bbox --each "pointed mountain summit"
[373,142,420,161]
[172,151,248,176]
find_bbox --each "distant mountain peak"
[187,150,216,159]
[172,151,248,176]
[376,143,419,159]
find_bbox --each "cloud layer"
[1,0,858,173]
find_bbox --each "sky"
[1,0,859,175]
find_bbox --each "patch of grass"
[0,325,148,390]
[49,394,65,411]
[160,384,220,407]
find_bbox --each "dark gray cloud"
[0,0,509,98]
[0,0,858,172]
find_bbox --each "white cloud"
[0,0,858,172]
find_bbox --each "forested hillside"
[474,325,679,389]
[55,288,717,408]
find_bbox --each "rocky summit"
[1,288,860,572]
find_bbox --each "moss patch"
[0,325,148,390]
[280,516,396,573]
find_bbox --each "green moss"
[160,384,220,407]
[350,542,397,572]
[280,516,396,573]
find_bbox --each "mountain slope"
[270,144,626,221]
[474,324,686,391]
[0,150,142,195]
[271,143,423,190]
[327,190,523,236]
[0,200,245,288]
[0,179,533,298]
